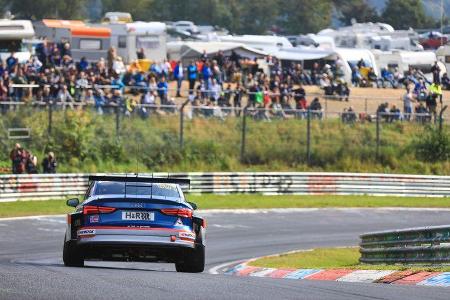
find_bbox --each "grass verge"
[1,194,450,218]
[249,247,450,272]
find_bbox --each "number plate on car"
[122,211,154,221]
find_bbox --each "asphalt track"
[1,208,450,299]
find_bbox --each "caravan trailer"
[0,19,34,63]
[436,45,450,74]
[102,21,167,63]
[34,19,111,62]
[373,49,445,80]
[218,35,293,53]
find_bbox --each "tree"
[381,0,434,29]
[11,0,86,19]
[237,0,279,34]
[334,0,379,25]
[278,0,333,34]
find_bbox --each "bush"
[414,127,450,162]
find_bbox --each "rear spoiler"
[88,175,190,186]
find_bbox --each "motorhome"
[0,19,34,63]
[101,21,167,63]
[34,19,111,62]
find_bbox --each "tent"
[168,41,267,63]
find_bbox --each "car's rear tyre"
[175,244,205,273]
[63,237,84,267]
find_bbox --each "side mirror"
[66,198,80,207]
[188,201,198,210]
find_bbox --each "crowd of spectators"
[9,143,57,174]
[0,40,445,124]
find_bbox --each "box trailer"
[0,19,34,63]
[101,21,167,63]
[34,19,111,62]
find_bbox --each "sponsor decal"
[78,229,96,237]
[89,215,99,223]
[179,231,195,240]
[175,218,183,226]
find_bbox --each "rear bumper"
[76,226,196,249]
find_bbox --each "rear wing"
[88,175,190,188]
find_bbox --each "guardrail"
[360,225,450,264]
[0,172,450,202]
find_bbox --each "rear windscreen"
[94,181,180,198]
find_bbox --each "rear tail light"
[161,208,193,218]
[83,205,116,215]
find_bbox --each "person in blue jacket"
[187,61,197,93]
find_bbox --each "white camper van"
[0,19,34,63]
[102,21,167,63]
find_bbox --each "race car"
[63,175,206,273]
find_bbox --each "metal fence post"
[376,111,380,161]
[180,99,190,149]
[439,105,448,133]
[365,98,368,115]
[306,109,311,165]
[240,106,249,162]
[115,106,120,137]
[47,101,53,136]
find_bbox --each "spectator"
[309,97,323,119]
[10,143,26,174]
[157,76,168,104]
[187,61,197,92]
[173,60,184,97]
[442,73,450,90]
[342,106,357,124]
[389,105,401,122]
[403,88,415,121]
[137,48,145,60]
[6,52,18,72]
[26,151,38,174]
[431,61,441,84]
[42,152,57,173]
[415,102,430,123]
[377,102,390,122]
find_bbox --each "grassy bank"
[249,247,450,272]
[0,109,449,174]
[1,194,450,218]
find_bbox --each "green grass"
[1,194,450,218]
[189,194,450,209]
[0,199,73,218]
[0,109,449,174]
[249,247,450,272]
